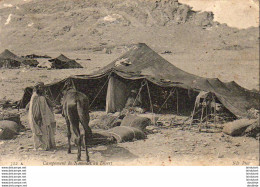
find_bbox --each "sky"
[179,0,259,28]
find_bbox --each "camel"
[61,86,92,162]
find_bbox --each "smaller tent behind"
[49,54,83,69]
[0,49,39,68]
[0,49,21,68]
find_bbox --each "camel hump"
[75,92,89,105]
[63,90,89,108]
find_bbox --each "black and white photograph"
[0,0,259,172]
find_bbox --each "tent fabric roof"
[0,49,18,59]
[91,43,259,117]
[49,54,71,63]
[0,49,23,68]
[19,43,259,118]
[0,49,23,62]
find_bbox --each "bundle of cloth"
[91,114,151,144]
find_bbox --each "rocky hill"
[0,0,258,90]
[0,0,258,53]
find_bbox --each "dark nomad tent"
[0,49,22,68]
[19,43,259,119]
[0,49,39,68]
[48,54,83,69]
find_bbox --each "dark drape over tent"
[21,59,39,67]
[19,43,259,118]
[106,76,128,113]
[49,54,83,69]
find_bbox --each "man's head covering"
[35,82,44,88]
[33,82,45,94]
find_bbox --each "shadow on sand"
[92,144,138,161]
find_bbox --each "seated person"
[122,90,144,115]
[125,89,142,108]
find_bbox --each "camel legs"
[78,106,92,162]
[67,106,81,161]
[65,117,72,154]
[71,124,81,161]
[83,126,92,162]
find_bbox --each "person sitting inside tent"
[125,90,141,108]
[28,82,56,151]
[123,89,144,114]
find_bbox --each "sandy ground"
[0,53,116,101]
[0,110,259,166]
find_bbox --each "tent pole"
[213,95,217,126]
[145,80,155,124]
[199,98,206,132]
[133,80,145,107]
[189,102,196,127]
[176,89,179,115]
[205,101,208,126]
[146,80,153,113]
[158,88,175,113]
[71,79,76,89]
[48,87,55,103]
[90,74,111,108]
